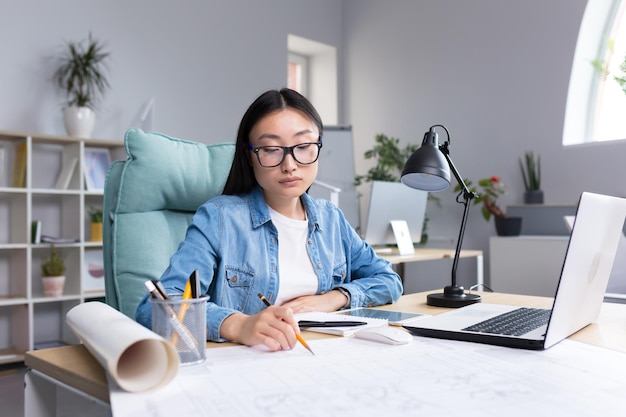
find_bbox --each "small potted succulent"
[519,151,543,204]
[41,245,66,297]
[88,206,103,242]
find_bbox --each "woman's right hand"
[220,306,299,351]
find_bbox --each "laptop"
[565,213,626,298]
[404,192,626,350]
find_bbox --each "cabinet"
[0,131,125,364]
[489,236,568,297]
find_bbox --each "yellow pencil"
[257,292,315,355]
[171,279,193,346]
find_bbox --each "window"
[288,52,309,96]
[592,3,626,141]
[563,0,626,145]
[287,34,338,125]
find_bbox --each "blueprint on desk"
[110,336,625,417]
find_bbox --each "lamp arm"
[439,141,474,198]
[441,148,476,289]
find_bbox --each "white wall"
[0,0,344,142]
[343,0,626,286]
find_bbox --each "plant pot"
[42,275,65,297]
[63,106,95,138]
[90,222,103,242]
[524,189,544,204]
[494,216,522,236]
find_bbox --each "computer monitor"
[363,181,428,246]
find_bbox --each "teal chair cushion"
[103,128,235,318]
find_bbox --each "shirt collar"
[248,186,322,231]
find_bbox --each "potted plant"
[519,151,543,204]
[355,133,439,244]
[88,206,103,242]
[354,134,418,186]
[53,32,111,138]
[456,176,522,236]
[41,245,66,297]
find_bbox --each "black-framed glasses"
[248,137,323,167]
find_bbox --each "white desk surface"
[25,291,626,406]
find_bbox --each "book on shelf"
[31,220,42,244]
[54,156,78,189]
[41,235,80,244]
[11,142,26,188]
[0,144,7,187]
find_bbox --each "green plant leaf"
[354,133,418,184]
[53,32,110,109]
[519,151,541,190]
[41,245,66,276]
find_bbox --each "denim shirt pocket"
[225,265,255,287]
[225,265,255,308]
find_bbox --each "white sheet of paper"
[109,337,626,417]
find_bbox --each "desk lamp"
[401,125,481,308]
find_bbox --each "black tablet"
[336,308,429,326]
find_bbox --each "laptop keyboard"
[462,307,551,336]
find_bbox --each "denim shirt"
[135,186,403,341]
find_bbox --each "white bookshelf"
[0,130,125,364]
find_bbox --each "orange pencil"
[257,292,315,355]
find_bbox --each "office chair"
[103,128,235,318]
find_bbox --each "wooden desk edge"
[25,344,109,402]
[24,290,626,405]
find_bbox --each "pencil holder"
[151,294,209,365]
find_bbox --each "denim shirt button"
[317,263,322,269]
[308,238,313,244]
[232,275,238,283]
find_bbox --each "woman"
[136,88,402,351]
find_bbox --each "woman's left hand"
[282,290,348,313]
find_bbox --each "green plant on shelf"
[41,245,66,277]
[88,206,103,223]
[519,151,541,191]
[455,176,507,221]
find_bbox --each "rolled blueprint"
[66,301,180,392]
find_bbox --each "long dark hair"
[222,88,323,195]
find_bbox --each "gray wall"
[344,0,626,287]
[0,0,344,141]
[2,0,623,288]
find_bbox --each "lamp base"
[427,285,481,308]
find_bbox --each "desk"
[379,248,484,288]
[24,290,626,415]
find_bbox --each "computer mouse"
[354,326,413,345]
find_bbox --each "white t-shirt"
[269,207,318,306]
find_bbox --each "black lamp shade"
[401,131,451,192]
